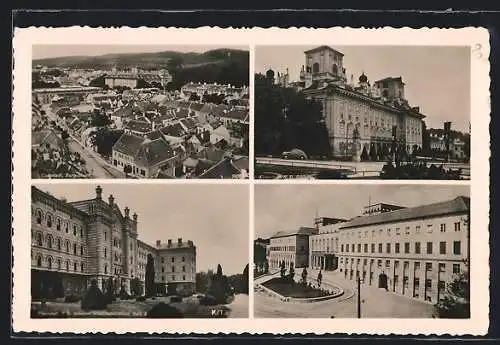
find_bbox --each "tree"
[145,254,155,298]
[91,128,123,157]
[136,79,151,89]
[195,271,211,293]
[242,264,249,294]
[89,75,106,88]
[434,271,470,318]
[188,93,200,102]
[91,110,112,127]
[130,277,143,296]
[61,131,70,141]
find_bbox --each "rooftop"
[271,227,319,239]
[304,45,344,56]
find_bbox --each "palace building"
[267,227,318,270]
[266,195,470,304]
[31,185,196,299]
[291,45,426,161]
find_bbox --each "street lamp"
[357,276,364,318]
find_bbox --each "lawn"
[31,296,233,318]
[262,277,335,299]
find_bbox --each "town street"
[226,293,249,318]
[254,270,434,318]
[67,138,124,179]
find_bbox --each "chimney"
[178,238,182,246]
[167,239,172,247]
[124,207,130,218]
[188,240,193,247]
[95,185,102,199]
[108,194,114,206]
[133,213,137,222]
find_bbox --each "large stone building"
[267,227,318,270]
[292,45,426,161]
[31,185,196,299]
[33,86,102,104]
[297,196,470,304]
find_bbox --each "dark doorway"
[378,273,388,289]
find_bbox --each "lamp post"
[357,276,364,318]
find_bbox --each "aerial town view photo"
[254,184,470,318]
[31,184,249,318]
[31,45,249,179]
[254,45,471,179]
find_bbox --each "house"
[159,123,186,146]
[179,118,198,133]
[112,134,177,178]
[210,125,231,145]
[197,157,246,179]
[123,120,153,137]
[31,129,65,151]
[219,109,249,126]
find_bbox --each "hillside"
[33,48,249,71]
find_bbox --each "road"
[68,138,124,179]
[254,270,434,318]
[226,294,249,318]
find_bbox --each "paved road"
[254,270,434,318]
[68,138,123,179]
[226,294,249,318]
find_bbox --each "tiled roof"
[232,156,249,171]
[112,133,145,157]
[32,130,64,148]
[111,105,134,118]
[145,130,163,141]
[197,158,240,179]
[175,108,190,119]
[135,138,175,167]
[222,109,248,121]
[180,118,197,130]
[199,104,214,114]
[271,227,318,239]
[160,123,185,138]
[178,101,191,109]
[190,103,204,112]
[341,196,470,229]
[125,120,152,133]
[197,147,227,163]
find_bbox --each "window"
[341,244,344,252]
[56,218,61,230]
[73,243,77,255]
[427,224,433,233]
[183,275,186,281]
[439,263,446,272]
[453,241,461,255]
[346,245,349,252]
[415,242,421,254]
[172,266,175,272]
[416,225,421,234]
[364,244,368,253]
[80,228,84,237]
[47,235,52,249]
[66,241,70,253]
[161,267,164,273]
[47,215,52,227]
[65,223,69,233]
[395,243,400,253]
[171,257,175,263]
[74,262,77,271]
[386,243,391,254]
[378,243,382,253]
[182,257,185,262]
[440,224,446,233]
[172,275,176,281]
[426,242,433,254]
[73,224,77,236]
[404,242,410,254]
[396,228,400,235]
[80,245,84,255]
[385,260,390,268]
[371,243,375,253]
[454,222,461,232]
[387,229,391,236]
[357,244,361,252]
[104,264,108,274]
[439,241,446,255]
[104,232,107,240]
[104,248,107,258]
[37,256,42,267]
[453,264,461,274]
[57,259,61,269]
[66,261,69,270]
[405,226,410,235]
[377,260,382,268]
[161,257,164,264]
[183,266,186,272]
[36,210,42,224]
[426,263,432,271]
[351,244,355,252]
[47,257,52,269]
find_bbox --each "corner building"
[299,46,425,160]
[31,185,196,299]
[320,196,470,304]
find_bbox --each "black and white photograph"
[31,45,250,179]
[30,184,249,318]
[254,184,470,318]
[254,45,471,180]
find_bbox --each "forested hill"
[33,49,248,71]
[34,48,249,88]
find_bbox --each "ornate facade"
[299,46,425,161]
[31,185,196,299]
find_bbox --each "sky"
[255,45,471,132]
[34,183,249,276]
[32,45,249,60]
[254,184,470,239]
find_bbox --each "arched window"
[36,255,42,267]
[332,64,338,75]
[66,260,69,270]
[47,235,53,249]
[73,224,77,236]
[80,245,84,256]
[57,258,61,269]
[66,241,70,253]
[81,263,84,272]
[65,222,69,233]
[57,238,61,250]
[74,262,77,271]
[80,227,84,237]
[104,264,108,274]
[73,243,77,255]
[47,214,52,228]
[48,256,52,269]
[104,248,107,258]
[382,90,388,98]
[312,62,319,73]
[56,218,61,230]
[36,210,42,224]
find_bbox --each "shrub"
[119,287,132,300]
[199,294,218,306]
[81,279,107,311]
[136,296,146,302]
[146,302,184,318]
[64,295,81,303]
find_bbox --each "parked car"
[281,148,308,160]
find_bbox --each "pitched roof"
[190,102,204,112]
[175,108,190,119]
[145,130,163,141]
[180,118,197,130]
[271,227,318,239]
[135,138,176,167]
[111,105,134,118]
[112,133,145,156]
[125,120,152,133]
[197,147,227,163]
[32,130,65,148]
[304,45,344,56]
[199,104,214,114]
[222,109,248,121]
[160,123,185,138]
[232,156,249,171]
[197,158,241,179]
[340,196,470,229]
